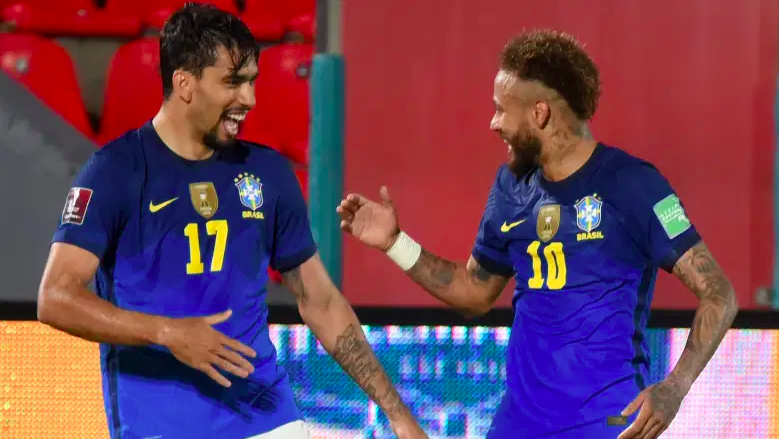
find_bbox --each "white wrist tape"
[386,231,422,271]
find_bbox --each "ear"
[532,100,551,129]
[172,70,194,103]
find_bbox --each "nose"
[490,113,501,132]
[238,83,256,110]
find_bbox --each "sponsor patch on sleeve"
[61,187,93,225]
[652,194,691,239]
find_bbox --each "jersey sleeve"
[471,167,515,277]
[270,162,317,272]
[617,162,701,272]
[51,150,128,260]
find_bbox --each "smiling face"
[490,70,543,177]
[185,45,258,151]
[159,3,260,151]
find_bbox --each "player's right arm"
[38,242,165,346]
[38,150,256,387]
[338,182,511,317]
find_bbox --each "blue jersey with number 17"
[51,121,316,439]
[474,143,701,439]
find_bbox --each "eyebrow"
[224,71,259,83]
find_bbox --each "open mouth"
[221,112,247,136]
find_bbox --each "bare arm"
[281,253,413,422]
[403,250,511,317]
[37,242,165,345]
[667,241,738,393]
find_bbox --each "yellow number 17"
[526,241,567,290]
[184,220,229,275]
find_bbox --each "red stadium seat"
[243,0,312,40]
[100,37,162,144]
[103,0,238,29]
[241,43,312,164]
[0,34,93,138]
[239,0,284,40]
[1,0,141,37]
[287,12,314,41]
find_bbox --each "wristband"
[385,231,422,271]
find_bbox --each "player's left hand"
[618,377,686,439]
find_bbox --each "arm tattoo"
[406,248,457,291]
[332,324,406,417]
[281,267,308,307]
[404,249,507,314]
[471,263,493,282]
[670,242,737,389]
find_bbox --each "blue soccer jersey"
[52,122,316,439]
[473,143,701,438]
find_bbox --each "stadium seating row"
[0,0,313,40]
[0,33,312,165]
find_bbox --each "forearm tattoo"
[671,242,737,384]
[332,324,406,417]
[406,248,457,292]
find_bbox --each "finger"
[212,354,249,378]
[637,417,659,439]
[220,336,257,359]
[346,193,368,206]
[201,364,231,387]
[203,309,232,325]
[338,199,360,215]
[622,390,648,417]
[618,407,650,439]
[640,421,665,439]
[336,206,354,222]
[379,185,393,206]
[340,220,353,233]
[217,347,255,374]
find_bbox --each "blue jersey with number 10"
[474,143,700,439]
[52,122,316,439]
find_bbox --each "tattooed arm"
[667,241,738,392]
[403,252,511,317]
[280,253,418,426]
[619,241,738,439]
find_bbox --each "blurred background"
[1,0,778,437]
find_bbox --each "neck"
[539,131,597,182]
[152,104,214,161]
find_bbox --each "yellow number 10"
[526,241,567,290]
[184,220,228,275]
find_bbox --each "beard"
[203,129,237,151]
[506,124,542,178]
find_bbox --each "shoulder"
[238,140,294,167]
[83,130,143,176]
[595,143,667,188]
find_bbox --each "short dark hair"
[500,30,601,121]
[159,3,259,98]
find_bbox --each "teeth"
[227,114,246,122]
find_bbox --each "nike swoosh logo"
[149,197,178,213]
[500,219,526,233]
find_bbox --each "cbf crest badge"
[189,182,218,219]
[536,204,561,242]
[575,195,603,233]
[235,173,263,210]
[235,173,265,220]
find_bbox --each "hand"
[389,417,429,439]
[337,186,401,251]
[157,309,257,387]
[618,377,686,439]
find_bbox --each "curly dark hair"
[160,3,259,98]
[500,30,601,121]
